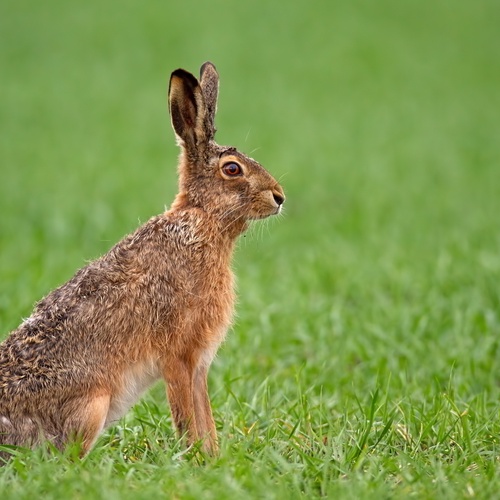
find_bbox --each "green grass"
[1,0,500,497]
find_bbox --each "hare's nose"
[272,190,285,207]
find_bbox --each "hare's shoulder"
[122,210,229,261]
[117,211,212,251]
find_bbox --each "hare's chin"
[250,207,281,220]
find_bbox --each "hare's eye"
[222,162,242,177]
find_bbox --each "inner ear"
[168,69,207,149]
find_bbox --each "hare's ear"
[199,62,219,139]
[168,69,208,154]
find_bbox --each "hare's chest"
[188,268,235,344]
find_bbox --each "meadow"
[1,0,499,497]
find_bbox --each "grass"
[1,0,500,497]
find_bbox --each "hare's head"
[168,62,285,234]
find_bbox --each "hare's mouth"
[250,205,282,220]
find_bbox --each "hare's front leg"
[163,359,198,447]
[193,364,218,454]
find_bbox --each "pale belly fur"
[105,358,161,427]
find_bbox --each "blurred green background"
[1,0,500,497]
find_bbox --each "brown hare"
[0,62,285,460]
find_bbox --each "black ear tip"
[170,69,199,89]
[171,68,191,78]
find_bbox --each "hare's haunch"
[0,62,284,460]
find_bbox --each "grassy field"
[1,0,500,497]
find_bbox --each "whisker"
[221,210,247,234]
[219,203,244,221]
[277,172,290,184]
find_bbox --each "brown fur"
[0,62,284,460]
